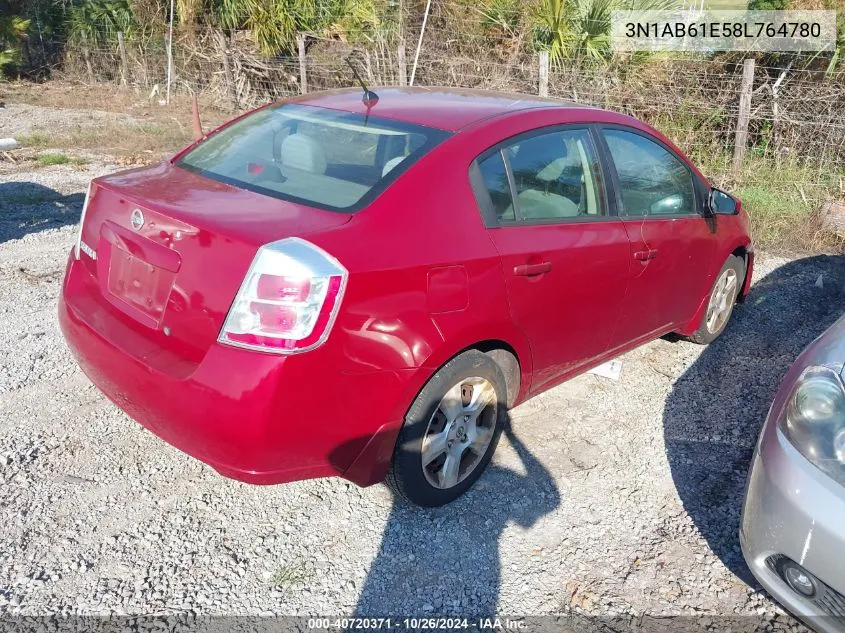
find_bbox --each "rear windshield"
[177,104,450,212]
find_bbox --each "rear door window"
[471,127,606,225]
[506,129,605,221]
[178,104,449,212]
[477,151,516,223]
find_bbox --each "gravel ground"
[2,103,845,629]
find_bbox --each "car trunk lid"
[75,161,351,365]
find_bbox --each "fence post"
[164,31,173,104]
[409,0,432,86]
[297,34,308,94]
[81,45,94,83]
[364,49,373,84]
[732,58,755,180]
[215,30,238,112]
[397,44,407,86]
[771,61,792,161]
[538,51,549,97]
[117,31,129,86]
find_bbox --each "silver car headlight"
[779,365,845,485]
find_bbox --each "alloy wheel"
[421,377,498,489]
[705,268,738,334]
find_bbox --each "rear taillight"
[74,182,93,260]
[218,237,347,354]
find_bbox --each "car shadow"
[663,254,845,583]
[0,182,84,244]
[336,416,560,617]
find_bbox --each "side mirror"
[649,194,684,215]
[710,188,739,215]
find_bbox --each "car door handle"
[513,262,552,276]
[633,249,658,261]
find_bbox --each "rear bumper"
[59,253,406,486]
[740,407,845,632]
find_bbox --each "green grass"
[136,123,167,136]
[35,153,87,167]
[728,156,844,251]
[654,109,845,252]
[36,153,71,166]
[18,130,51,148]
[269,563,310,588]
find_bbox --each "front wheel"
[385,350,506,507]
[686,254,745,345]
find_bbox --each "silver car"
[741,313,845,632]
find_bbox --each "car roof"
[286,87,596,132]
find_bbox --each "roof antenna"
[344,54,379,109]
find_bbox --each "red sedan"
[59,87,753,506]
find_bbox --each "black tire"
[385,350,507,507]
[685,254,745,345]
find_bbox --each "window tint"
[477,151,515,223]
[178,104,448,211]
[506,129,604,221]
[603,129,696,217]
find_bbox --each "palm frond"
[67,0,133,46]
[0,15,30,74]
[534,0,679,65]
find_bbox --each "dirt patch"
[0,81,230,159]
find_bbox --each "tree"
[67,0,133,47]
[0,14,30,75]
[747,0,787,10]
[533,0,680,65]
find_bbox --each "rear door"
[471,125,631,394]
[598,126,716,347]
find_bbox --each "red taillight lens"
[251,301,299,330]
[256,274,311,302]
[219,238,347,354]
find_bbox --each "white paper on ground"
[587,359,622,380]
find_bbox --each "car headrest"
[382,155,406,177]
[280,133,327,175]
[536,158,569,182]
[509,136,569,183]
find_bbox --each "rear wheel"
[686,255,745,345]
[385,350,506,507]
